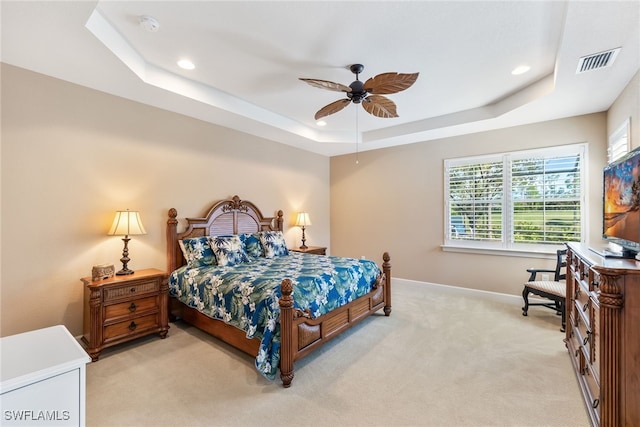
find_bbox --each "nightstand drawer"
[82,268,169,361]
[103,313,159,341]
[105,296,158,321]
[289,246,327,255]
[103,279,159,302]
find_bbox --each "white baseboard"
[392,277,534,305]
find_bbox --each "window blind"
[445,144,585,249]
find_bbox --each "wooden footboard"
[278,252,391,387]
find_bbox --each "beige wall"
[0,64,330,337]
[608,69,639,150]
[330,113,608,296]
[2,62,638,337]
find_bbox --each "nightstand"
[81,268,169,361]
[289,246,327,255]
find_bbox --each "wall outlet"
[541,274,550,281]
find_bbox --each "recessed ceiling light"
[316,120,327,127]
[512,65,531,75]
[177,59,195,70]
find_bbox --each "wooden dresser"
[565,243,640,427]
[81,268,169,361]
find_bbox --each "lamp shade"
[108,210,146,236]
[295,212,312,227]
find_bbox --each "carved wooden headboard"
[166,195,284,273]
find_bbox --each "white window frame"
[608,118,630,163]
[443,143,587,256]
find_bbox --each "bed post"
[279,278,294,388]
[167,208,178,274]
[276,210,284,231]
[383,252,392,316]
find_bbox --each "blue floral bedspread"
[169,252,381,380]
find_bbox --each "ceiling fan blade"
[361,95,398,118]
[363,72,419,95]
[314,99,351,120]
[299,78,352,93]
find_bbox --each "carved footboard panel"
[279,253,391,387]
[293,273,386,354]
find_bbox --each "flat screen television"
[602,145,640,258]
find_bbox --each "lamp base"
[117,236,134,276]
[300,226,308,250]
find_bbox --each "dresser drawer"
[590,269,600,292]
[583,359,601,424]
[103,313,159,341]
[573,304,594,359]
[103,279,160,302]
[576,256,590,281]
[568,329,584,372]
[574,282,591,324]
[104,296,158,321]
[574,296,592,329]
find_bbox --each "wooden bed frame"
[166,195,392,387]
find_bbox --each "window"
[445,144,585,251]
[608,118,630,163]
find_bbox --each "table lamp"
[108,209,146,275]
[295,212,312,249]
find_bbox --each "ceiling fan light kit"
[299,64,419,120]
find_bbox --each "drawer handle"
[128,302,137,312]
[130,287,136,293]
[128,321,137,331]
[583,331,591,346]
[575,349,580,358]
[592,398,599,409]
[582,302,589,312]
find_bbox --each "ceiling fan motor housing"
[348,80,367,103]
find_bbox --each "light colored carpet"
[86,280,591,427]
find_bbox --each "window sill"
[441,244,564,259]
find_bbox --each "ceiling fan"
[299,64,419,120]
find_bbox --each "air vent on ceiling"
[576,48,621,74]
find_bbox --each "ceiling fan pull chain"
[355,105,359,165]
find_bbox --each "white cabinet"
[1,325,91,426]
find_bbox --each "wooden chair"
[521,249,567,332]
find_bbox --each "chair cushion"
[525,280,566,298]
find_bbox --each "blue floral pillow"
[240,233,263,259]
[179,236,216,268]
[209,235,250,266]
[259,231,289,258]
